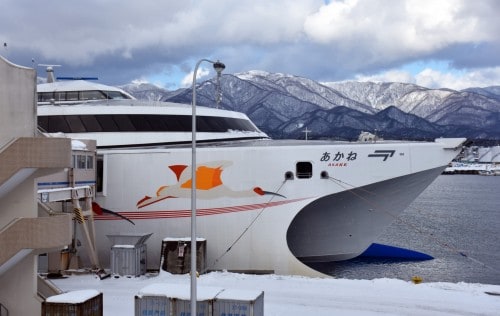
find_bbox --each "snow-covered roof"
[215,288,263,301]
[71,139,88,150]
[46,289,100,303]
[38,80,128,93]
[137,283,223,300]
[163,237,207,242]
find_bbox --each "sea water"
[317,175,500,285]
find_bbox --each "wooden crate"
[42,291,102,316]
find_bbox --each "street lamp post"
[190,58,225,316]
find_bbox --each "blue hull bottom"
[360,243,433,260]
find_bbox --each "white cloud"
[303,0,498,58]
[131,78,150,85]
[180,67,210,88]
[2,0,499,87]
[415,67,500,90]
[354,66,500,90]
[355,70,415,85]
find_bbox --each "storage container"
[42,290,102,316]
[213,289,264,316]
[135,295,171,316]
[106,233,152,246]
[110,244,147,277]
[107,233,152,277]
[161,237,206,274]
[135,283,223,316]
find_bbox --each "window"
[114,115,135,130]
[38,90,132,102]
[72,154,94,169]
[55,92,65,101]
[66,116,86,133]
[47,116,70,133]
[81,91,107,100]
[105,91,131,99]
[38,92,54,102]
[81,115,102,132]
[96,115,118,132]
[76,155,86,169]
[296,162,313,179]
[66,91,79,101]
[86,156,94,169]
[38,114,260,133]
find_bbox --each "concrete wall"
[0,55,37,148]
[0,55,72,316]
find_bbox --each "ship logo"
[368,150,395,161]
[136,160,285,209]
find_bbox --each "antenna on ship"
[38,64,61,83]
[302,127,311,141]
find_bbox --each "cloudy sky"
[1,0,499,90]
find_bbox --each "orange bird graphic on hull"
[136,161,285,209]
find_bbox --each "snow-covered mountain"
[121,71,500,141]
[119,82,170,101]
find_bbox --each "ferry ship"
[36,67,465,276]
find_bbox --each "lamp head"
[213,60,225,75]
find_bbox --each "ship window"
[38,116,48,130]
[197,116,212,131]
[174,115,192,131]
[296,162,313,179]
[105,91,131,99]
[38,92,54,102]
[66,116,86,133]
[81,115,103,132]
[81,91,107,100]
[147,115,168,130]
[132,114,153,131]
[55,92,65,101]
[38,90,132,102]
[47,116,70,132]
[66,91,79,101]
[114,115,135,130]
[97,115,118,132]
[38,114,260,134]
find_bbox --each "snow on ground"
[51,270,500,316]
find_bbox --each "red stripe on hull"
[93,198,309,221]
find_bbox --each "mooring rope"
[204,179,288,273]
[326,175,500,275]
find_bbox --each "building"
[0,55,73,315]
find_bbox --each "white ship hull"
[87,138,463,276]
[34,76,465,276]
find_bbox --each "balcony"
[0,214,72,274]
